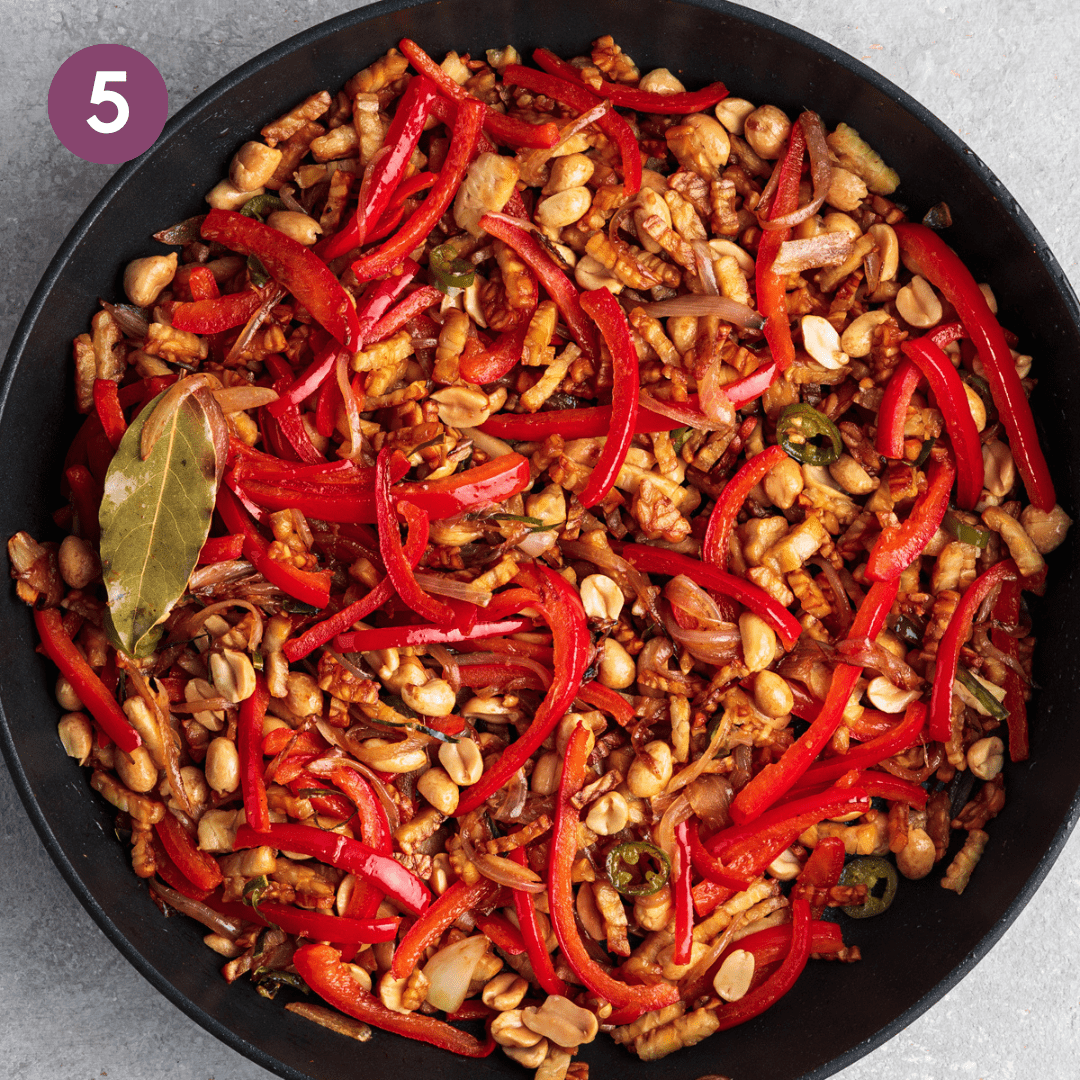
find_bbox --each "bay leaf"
[100,389,218,658]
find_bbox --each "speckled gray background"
[1,1,1078,1078]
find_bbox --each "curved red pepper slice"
[551,723,680,1012]
[479,396,695,440]
[502,64,642,196]
[673,820,694,965]
[509,847,567,997]
[479,213,598,357]
[459,324,528,385]
[335,615,531,653]
[253,905,399,944]
[531,47,728,113]
[620,543,802,649]
[687,820,754,890]
[577,680,636,727]
[33,607,140,753]
[730,578,899,824]
[455,563,591,817]
[796,835,847,916]
[474,913,526,955]
[237,673,270,832]
[895,222,1054,511]
[235,822,431,915]
[702,444,787,569]
[92,379,126,450]
[200,210,361,349]
[393,453,532,520]
[578,288,639,507]
[865,448,956,582]
[170,287,270,334]
[350,97,485,283]
[876,357,923,459]
[197,533,244,563]
[294,944,495,1057]
[155,811,223,893]
[901,336,984,508]
[930,558,1019,742]
[391,878,499,980]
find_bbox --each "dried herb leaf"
[100,390,218,658]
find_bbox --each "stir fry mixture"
[10,35,1074,1073]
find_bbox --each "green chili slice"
[243,874,271,914]
[248,254,271,287]
[253,967,309,1000]
[839,856,898,918]
[777,403,842,466]
[671,426,693,454]
[430,244,475,292]
[240,193,286,221]
[955,666,1009,721]
[913,437,935,469]
[942,511,991,549]
[606,841,671,897]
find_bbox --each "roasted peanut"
[522,995,599,1048]
[267,210,322,245]
[743,104,791,158]
[204,736,240,794]
[714,949,754,1002]
[585,791,630,835]
[1020,503,1072,554]
[580,573,624,621]
[438,737,484,786]
[967,736,1005,781]
[417,766,460,815]
[230,141,283,191]
[123,253,177,308]
[626,741,673,798]
[401,677,456,717]
[895,275,943,328]
[483,972,528,1011]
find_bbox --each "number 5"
[87,70,129,134]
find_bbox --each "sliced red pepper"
[479,395,695,440]
[318,76,438,261]
[551,723,680,1012]
[730,578,899,823]
[502,64,642,196]
[459,324,527,385]
[187,265,220,301]
[200,210,361,348]
[930,558,1019,742]
[350,97,485,282]
[335,615,531,653]
[901,336,983,507]
[391,879,499,979]
[864,448,956,582]
[216,484,331,608]
[196,533,244,563]
[65,464,102,544]
[620,543,802,649]
[155,811,223,893]
[271,342,340,411]
[238,673,270,833]
[509,847,567,997]
[170,287,270,334]
[474,912,526,956]
[875,357,924,459]
[756,124,806,373]
[688,820,754,891]
[796,835,847,916]
[33,607,139,753]
[479,213,598,357]
[532,47,728,113]
[394,453,533,520]
[234,822,430,915]
[92,379,126,450]
[455,563,591,817]
[578,288,639,507]
[149,831,212,901]
[329,765,394,920]
[702,444,787,569]
[294,944,495,1057]
[576,681,636,727]
[992,579,1029,761]
[363,284,443,343]
[673,820,694,966]
[254,905,399,944]
[895,222,1054,511]
[399,39,560,150]
[267,398,325,465]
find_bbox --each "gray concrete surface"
[1,1,1078,1077]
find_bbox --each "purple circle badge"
[48,44,168,165]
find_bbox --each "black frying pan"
[2,2,1078,1078]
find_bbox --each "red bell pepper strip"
[318,76,438,261]
[267,398,325,465]
[216,484,331,608]
[65,464,102,544]
[92,379,126,450]
[329,765,394,920]
[350,97,485,282]
[335,615,532,653]
[731,578,899,824]
[900,336,983,507]
[252,905,399,944]
[155,811,223,892]
[237,673,270,832]
[391,879,499,979]
[875,357,923,459]
[186,265,220,301]
[794,701,927,790]
[796,835,846,916]
[577,680,636,727]
[149,831,212,901]
[502,64,642,197]
[200,210,361,349]
[688,820,754,890]
[474,913,525,956]
[170,287,270,334]
[509,847,567,997]
[620,543,802,649]
[196,533,244,563]
[712,896,812,1030]
[578,288,639,507]
[375,448,454,625]
[455,563,591,816]
[703,444,787,569]
[459,324,528,385]
[479,213,598,357]
[271,342,339,411]
[394,453,532,521]
[894,222,1054,511]
[551,723,680,1012]
[479,396,695,441]
[673,820,694,966]
[531,47,728,113]
[398,39,560,151]
[864,448,956,582]
[294,944,495,1057]
[992,579,1029,761]
[33,607,139,752]
[363,284,443,344]
[756,123,806,374]
[929,558,1019,742]
[234,822,430,915]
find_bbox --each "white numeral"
[87,70,129,134]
